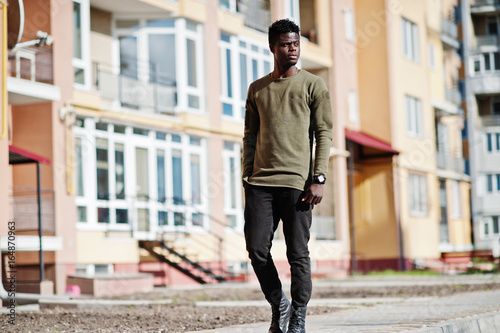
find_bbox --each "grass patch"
[360,269,441,276]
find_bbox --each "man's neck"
[271,66,299,79]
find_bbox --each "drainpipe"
[0,0,7,140]
[37,162,45,282]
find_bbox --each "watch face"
[315,175,326,184]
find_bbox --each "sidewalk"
[190,288,500,332]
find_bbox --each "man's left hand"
[302,183,324,205]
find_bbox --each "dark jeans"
[244,184,312,308]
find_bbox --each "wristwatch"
[313,174,326,185]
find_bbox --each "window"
[471,52,500,74]
[73,0,90,87]
[486,132,500,153]
[285,0,300,25]
[157,149,166,202]
[482,216,500,238]
[172,149,183,204]
[75,137,84,197]
[114,18,204,113]
[348,91,359,123]
[223,141,243,230]
[451,180,462,219]
[220,35,273,121]
[428,43,436,70]
[96,138,109,200]
[486,174,500,193]
[115,143,125,200]
[406,95,423,138]
[190,154,201,205]
[344,8,355,42]
[436,122,449,154]
[402,18,420,61]
[74,119,207,231]
[409,173,428,217]
[487,16,499,35]
[493,97,500,115]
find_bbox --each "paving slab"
[190,289,500,333]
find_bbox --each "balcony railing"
[12,187,55,233]
[241,0,271,32]
[472,0,500,6]
[441,17,458,40]
[474,35,500,48]
[470,74,500,94]
[480,115,500,126]
[441,17,459,49]
[8,45,53,84]
[436,153,465,173]
[445,87,462,105]
[93,62,177,115]
[471,0,500,13]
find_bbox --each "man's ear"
[269,43,274,54]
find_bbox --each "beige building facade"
[0,0,476,294]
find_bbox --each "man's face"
[270,32,301,68]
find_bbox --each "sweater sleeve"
[242,86,259,181]
[310,78,333,176]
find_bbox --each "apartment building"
[353,0,472,271]
[69,0,351,287]
[0,0,76,294]
[0,0,478,295]
[463,0,500,256]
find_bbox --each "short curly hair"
[268,19,300,45]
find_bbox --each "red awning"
[9,145,51,165]
[345,129,399,154]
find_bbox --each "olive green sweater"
[242,69,333,191]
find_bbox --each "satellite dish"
[7,0,24,49]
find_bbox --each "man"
[242,19,333,333]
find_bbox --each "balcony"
[436,153,465,173]
[7,45,61,104]
[473,35,500,49]
[93,62,177,115]
[441,17,460,49]
[470,74,500,94]
[240,0,271,33]
[471,0,500,14]
[445,87,462,105]
[12,187,55,234]
[477,194,500,214]
[480,115,500,126]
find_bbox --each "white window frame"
[409,172,428,217]
[481,216,500,239]
[470,52,500,75]
[220,35,273,122]
[74,118,209,236]
[112,15,205,114]
[485,132,500,153]
[73,0,91,89]
[348,90,359,123]
[402,17,420,62]
[284,0,301,26]
[486,173,500,193]
[450,180,462,219]
[222,142,244,233]
[406,95,423,138]
[343,8,356,42]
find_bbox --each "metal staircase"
[139,240,230,284]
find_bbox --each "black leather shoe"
[287,306,307,333]
[268,291,291,333]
